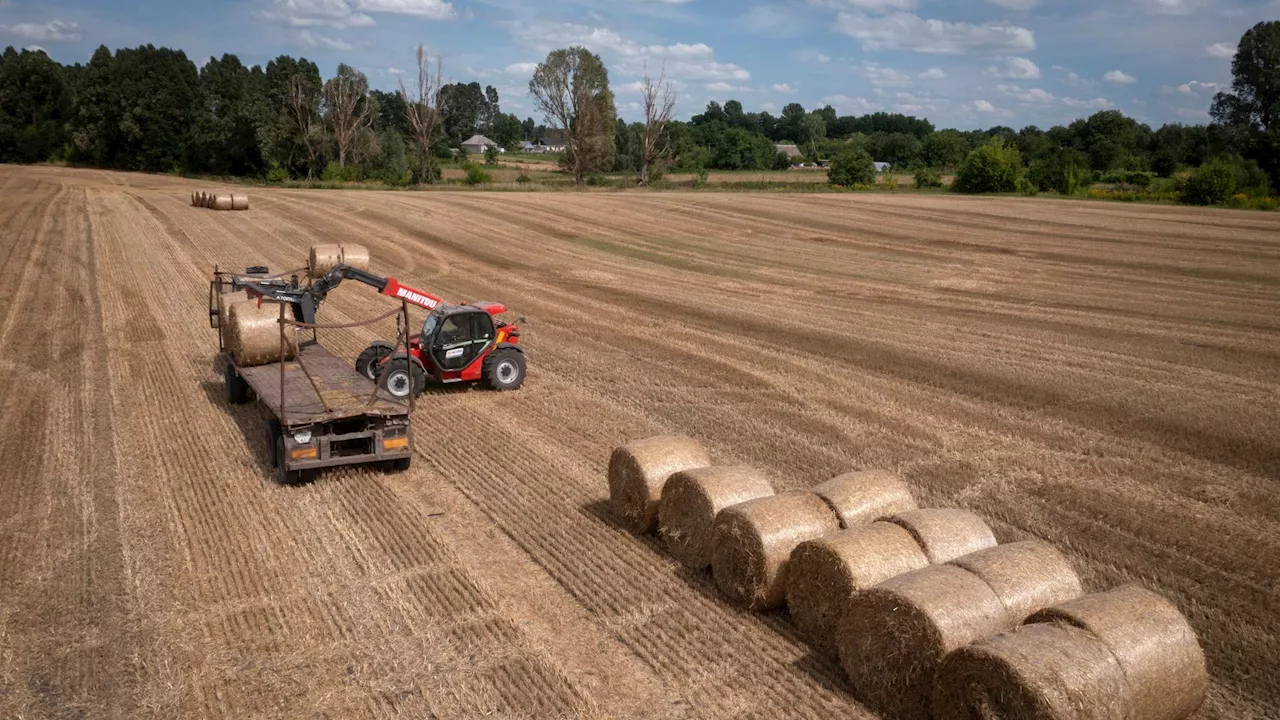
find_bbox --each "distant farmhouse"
[775,144,802,161]
[461,134,498,155]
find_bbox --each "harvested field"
[1,164,1277,719]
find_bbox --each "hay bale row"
[227,300,298,367]
[308,243,371,278]
[812,469,917,528]
[608,435,711,534]
[190,190,249,211]
[935,585,1207,720]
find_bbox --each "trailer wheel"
[388,456,411,472]
[265,419,281,468]
[276,436,305,484]
[483,349,526,391]
[225,362,248,405]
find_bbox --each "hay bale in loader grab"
[609,435,711,534]
[1026,585,1208,720]
[227,300,299,367]
[888,508,997,564]
[308,243,373,278]
[786,522,930,657]
[711,491,840,610]
[658,466,774,569]
[932,622,1134,720]
[812,470,918,528]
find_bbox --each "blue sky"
[2,0,1276,129]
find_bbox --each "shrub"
[586,174,610,186]
[953,141,1023,194]
[321,163,358,183]
[464,164,492,185]
[883,173,900,190]
[1178,162,1235,205]
[827,145,876,187]
[516,172,532,184]
[692,167,709,188]
[266,160,288,184]
[484,145,499,166]
[914,168,943,188]
[1098,169,1154,188]
[1018,177,1039,196]
[773,151,794,171]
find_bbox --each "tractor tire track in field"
[2,165,1279,719]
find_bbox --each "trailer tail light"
[291,447,318,460]
[383,437,409,451]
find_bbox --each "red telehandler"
[237,264,526,399]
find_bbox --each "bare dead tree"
[639,63,676,185]
[399,44,444,184]
[324,65,373,168]
[287,74,320,178]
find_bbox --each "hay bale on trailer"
[889,508,997,564]
[811,470,917,528]
[711,491,839,610]
[949,541,1083,623]
[216,289,243,353]
[932,622,1133,720]
[608,436,711,534]
[837,564,1010,720]
[1027,585,1208,720]
[786,522,929,657]
[658,466,774,569]
[227,300,299,367]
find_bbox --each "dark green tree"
[827,144,875,186]
[1211,21,1280,186]
[0,48,69,162]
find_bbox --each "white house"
[874,161,893,172]
[461,134,498,155]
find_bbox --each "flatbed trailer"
[213,271,414,483]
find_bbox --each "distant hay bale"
[711,491,840,610]
[228,300,299,367]
[608,435,710,534]
[658,466,774,569]
[812,470,918,528]
[308,243,371,278]
[200,191,212,208]
[932,622,1133,720]
[838,564,1011,720]
[191,191,197,206]
[1028,585,1208,720]
[231,193,249,211]
[786,522,929,657]
[213,194,234,211]
[949,541,1083,623]
[889,508,997,564]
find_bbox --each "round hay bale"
[1027,585,1207,720]
[889,508,997,564]
[191,191,197,206]
[786,522,929,657]
[949,541,1083,623]
[309,244,345,278]
[200,191,211,208]
[658,466,774,569]
[231,193,249,211]
[608,435,710,534]
[212,194,234,211]
[932,622,1133,720]
[216,289,242,353]
[812,470,918,529]
[837,564,1011,720]
[228,301,299,367]
[340,243,371,272]
[711,491,840,610]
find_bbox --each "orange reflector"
[383,437,409,451]
[290,447,318,460]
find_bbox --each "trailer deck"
[238,340,407,423]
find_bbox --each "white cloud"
[834,12,1035,54]
[821,94,877,112]
[255,0,374,29]
[817,54,830,63]
[1062,97,1113,109]
[0,19,81,41]
[986,0,1038,8]
[918,67,946,79]
[967,99,998,113]
[861,62,913,86]
[388,66,404,75]
[1177,80,1221,95]
[510,22,750,81]
[706,81,752,92]
[812,0,917,10]
[986,56,1040,79]
[1206,42,1235,58]
[761,102,777,111]
[1138,0,1204,14]
[998,84,1054,102]
[24,45,46,53]
[353,0,454,18]
[297,29,354,50]
[1103,70,1137,84]
[770,83,798,93]
[504,61,538,75]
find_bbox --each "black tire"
[379,358,426,399]
[276,435,297,484]
[483,349,526,391]
[225,362,248,404]
[387,456,412,472]
[265,419,281,468]
[356,342,394,381]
